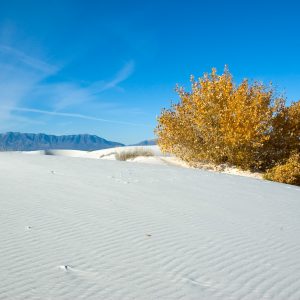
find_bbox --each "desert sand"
[0,151,299,299]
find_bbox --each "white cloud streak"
[0,41,137,130]
[0,42,61,125]
[91,60,135,93]
[53,60,135,110]
[4,106,147,127]
[0,45,59,75]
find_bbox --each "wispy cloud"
[53,60,135,110]
[0,45,58,74]
[0,40,137,131]
[91,60,135,93]
[5,106,147,126]
[0,45,59,124]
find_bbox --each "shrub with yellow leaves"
[263,101,300,166]
[156,67,300,182]
[264,152,300,186]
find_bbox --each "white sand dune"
[0,152,299,299]
[23,145,262,179]
[22,145,162,159]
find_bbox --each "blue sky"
[0,0,299,144]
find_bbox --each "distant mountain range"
[132,139,157,146]
[0,132,124,151]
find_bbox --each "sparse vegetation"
[156,67,300,185]
[44,149,55,155]
[115,148,154,161]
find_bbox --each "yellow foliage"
[261,100,300,167]
[156,67,300,173]
[264,153,300,186]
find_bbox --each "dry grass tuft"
[115,148,154,161]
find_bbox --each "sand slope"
[23,145,262,179]
[0,152,299,299]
